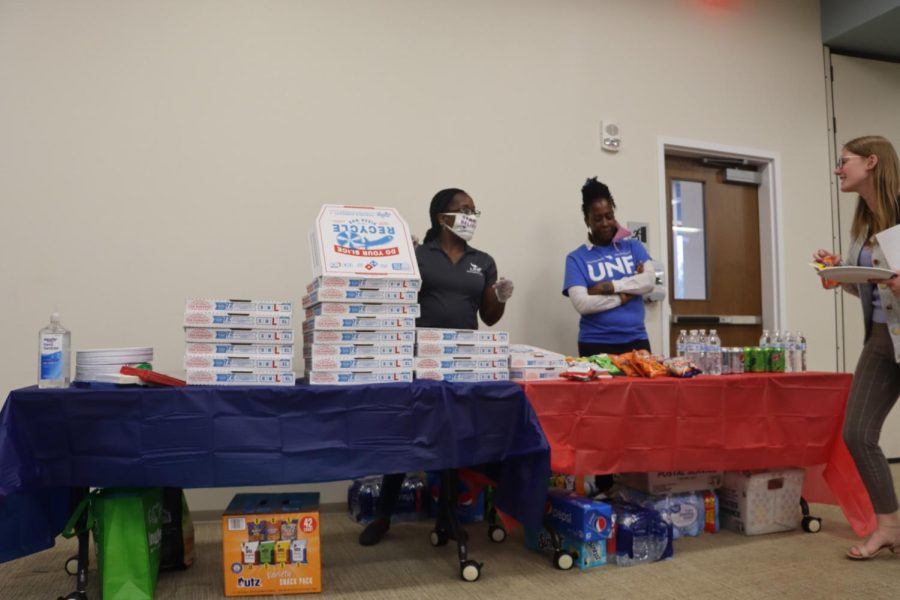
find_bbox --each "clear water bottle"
[794,331,807,372]
[783,332,795,373]
[759,329,771,348]
[697,329,708,373]
[707,330,722,375]
[38,312,71,388]
[676,330,687,357]
[686,330,699,365]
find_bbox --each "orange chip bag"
[610,352,641,377]
[631,349,668,378]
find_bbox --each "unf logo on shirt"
[467,263,483,275]
[587,255,636,282]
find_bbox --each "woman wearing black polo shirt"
[359,188,514,546]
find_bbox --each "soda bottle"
[759,329,771,349]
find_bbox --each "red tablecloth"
[521,372,875,536]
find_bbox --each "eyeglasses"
[448,208,481,217]
[835,155,862,170]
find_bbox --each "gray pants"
[843,322,900,514]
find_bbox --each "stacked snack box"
[183,299,295,386]
[305,205,421,385]
[507,344,568,382]
[414,328,510,381]
[222,493,320,596]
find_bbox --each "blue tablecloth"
[0,380,550,562]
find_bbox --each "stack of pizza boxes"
[304,204,421,385]
[183,299,295,386]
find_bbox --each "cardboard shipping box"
[718,469,804,535]
[222,493,321,596]
[615,471,723,495]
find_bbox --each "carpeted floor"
[2,467,898,599]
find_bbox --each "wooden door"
[665,155,763,355]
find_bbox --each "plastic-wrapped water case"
[616,488,706,539]
[609,500,673,566]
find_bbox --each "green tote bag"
[62,488,163,599]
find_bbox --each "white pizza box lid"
[309,204,421,279]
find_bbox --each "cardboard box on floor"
[718,469,804,535]
[615,471,723,495]
[222,493,321,596]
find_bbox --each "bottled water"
[759,329,771,348]
[615,508,671,566]
[676,330,687,357]
[697,329,708,373]
[792,331,807,372]
[783,332,795,373]
[38,312,71,388]
[686,330,699,365]
[707,330,722,375]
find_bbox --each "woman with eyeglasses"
[359,187,514,546]
[813,135,900,560]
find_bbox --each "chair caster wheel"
[430,529,449,547]
[554,550,575,570]
[58,592,88,600]
[460,560,482,581]
[64,556,79,576]
[488,525,506,543]
[801,515,822,533]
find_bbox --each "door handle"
[671,315,761,325]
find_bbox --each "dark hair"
[581,177,615,219]
[423,188,466,243]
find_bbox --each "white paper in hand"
[875,223,900,270]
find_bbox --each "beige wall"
[0,0,837,506]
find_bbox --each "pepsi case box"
[524,526,609,570]
[543,489,613,543]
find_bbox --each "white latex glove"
[494,277,514,303]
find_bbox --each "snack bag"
[587,354,623,376]
[610,353,641,377]
[663,357,701,378]
[631,350,668,378]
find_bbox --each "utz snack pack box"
[543,488,614,543]
[222,493,321,596]
[309,205,420,279]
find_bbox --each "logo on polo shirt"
[467,263,483,275]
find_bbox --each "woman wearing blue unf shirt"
[563,177,656,357]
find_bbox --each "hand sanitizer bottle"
[38,312,71,388]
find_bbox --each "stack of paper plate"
[75,347,153,382]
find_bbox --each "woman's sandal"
[846,542,900,560]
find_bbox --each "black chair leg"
[430,469,482,581]
[59,487,90,600]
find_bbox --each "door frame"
[656,136,785,354]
